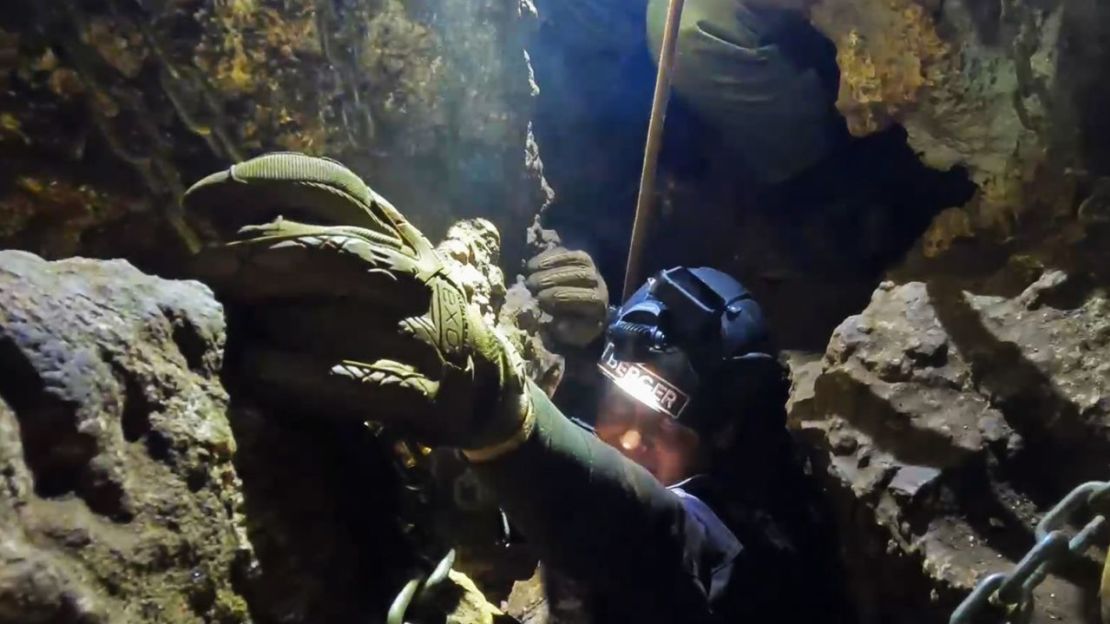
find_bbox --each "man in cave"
[184,152,849,623]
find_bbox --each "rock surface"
[807,0,1110,264]
[789,277,1110,623]
[0,250,249,623]
[807,0,1045,235]
[437,217,564,396]
[0,250,515,623]
[2,0,1110,622]
[0,0,548,272]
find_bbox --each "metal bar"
[622,0,687,300]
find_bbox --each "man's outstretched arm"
[181,152,726,620]
[471,382,719,621]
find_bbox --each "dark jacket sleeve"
[471,381,721,620]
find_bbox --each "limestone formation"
[789,276,1110,623]
[0,249,517,623]
[499,278,566,397]
[806,0,1110,259]
[438,218,510,326]
[0,0,546,269]
[0,250,248,623]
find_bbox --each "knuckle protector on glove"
[526,265,602,292]
[536,286,609,315]
[525,248,594,273]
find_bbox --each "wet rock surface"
[789,277,1110,623]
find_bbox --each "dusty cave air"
[0,0,1109,623]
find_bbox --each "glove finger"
[536,286,609,317]
[332,356,477,445]
[237,346,438,426]
[363,188,441,264]
[525,265,602,292]
[191,220,428,309]
[243,303,444,374]
[525,248,595,273]
[184,152,407,251]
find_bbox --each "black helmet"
[598,267,781,436]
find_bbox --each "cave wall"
[782,0,1110,621]
[790,277,1110,622]
[0,3,554,621]
[2,0,1110,622]
[807,0,1110,280]
[0,250,409,623]
[0,239,529,623]
[0,0,549,273]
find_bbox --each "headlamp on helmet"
[599,267,770,429]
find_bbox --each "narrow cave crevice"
[115,361,154,444]
[529,0,977,356]
[528,0,656,286]
[0,335,92,500]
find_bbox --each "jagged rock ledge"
[0,249,521,623]
[789,274,1110,623]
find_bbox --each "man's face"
[595,384,704,486]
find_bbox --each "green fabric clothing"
[646,0,838,183]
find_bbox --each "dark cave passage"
[528,0,977,355]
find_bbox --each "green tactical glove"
[524,247,609,348]
[184,152,533,458]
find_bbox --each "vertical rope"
[622,0,686,299]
